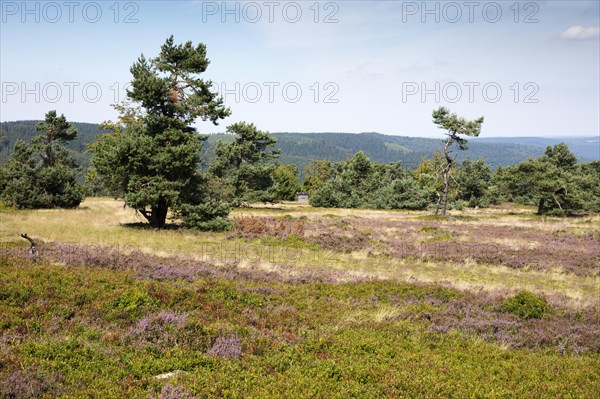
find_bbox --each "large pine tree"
[91,36,230,228]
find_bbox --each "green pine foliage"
[177,202,234,232]
[272,164,301,201]
[454,158,497,208]
[301,160,332,194]
[310,152,435,210]
[208,122,280,205]
[494,143,599,215]
[90,36,231,229]
[0,111,84,209]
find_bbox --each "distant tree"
[272,164,301,201]
[83,166,111,197]
[310,152,372,208]
[544,143,578,170]
[310,182,342,208]
[494,143,594,215]
[432,107,484,216]
[309,151,433,210]
[0,110,83,209]
[301,160,331,194]
[414,151,449,210]
[345,151,372,186]
[455,158,494,207]
[576,161,600,212]
[535,144,584,215]
[90,36,230,228]
[208,122,279,204]
[35,110,78,167]
[368,161,434,210]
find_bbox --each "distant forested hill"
[2,121,596,181]
[0,121,109,180]
[471,136,599,163]
[265,132,567,171]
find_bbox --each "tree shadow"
[120,222,182,231]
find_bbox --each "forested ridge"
[3,121,596,179]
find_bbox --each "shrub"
[110,290,155,312]
[309,182,342,208]
[106,289,156,320]
[501,290,551,320]
[177,202,234,232]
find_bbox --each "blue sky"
[1,0,599,137]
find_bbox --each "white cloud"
[560,25,600,40]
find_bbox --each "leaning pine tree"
[91,36,231,229]
[431,107,484,216]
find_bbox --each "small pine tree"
[0,111,83,209]
[272,164,301,201]
[209,122,279,205]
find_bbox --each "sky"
[1,0,599,138]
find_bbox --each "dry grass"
[0,198,224,259]
[2,198,598,309]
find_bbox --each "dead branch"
[19,233,37,254]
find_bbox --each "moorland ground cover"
[1,198,598,398]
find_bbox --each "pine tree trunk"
[150,199,168,228]
[537,198,545,215]
[441,169,449,217]
[140,198,169,228]
[441,138,453,217]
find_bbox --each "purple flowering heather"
[207,333,242,359]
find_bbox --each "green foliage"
[502,290,551,320]
[495,143,597,215]
[454,158,495,207]
[310,152,434,210]
[0,111,83,209]
[271,164,301,201]
[576,161,600,212]
[177,202,234,231]
[310,182,344,208]
[432,107,485,150]
[372,177,435,210]
[209,122,279,204]
[1,254,597,398]
[83,166,111,197]
[108,289,156,317]
[432,107,485,216]
[302,160,331,194]
[90,36,230,228]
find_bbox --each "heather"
[1,199,599,397]
[1,245,599,397]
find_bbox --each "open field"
[1,198,599,397]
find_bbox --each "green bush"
[501,290,551,320]
[177,202,234,232]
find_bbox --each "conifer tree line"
[1,37,598,226]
